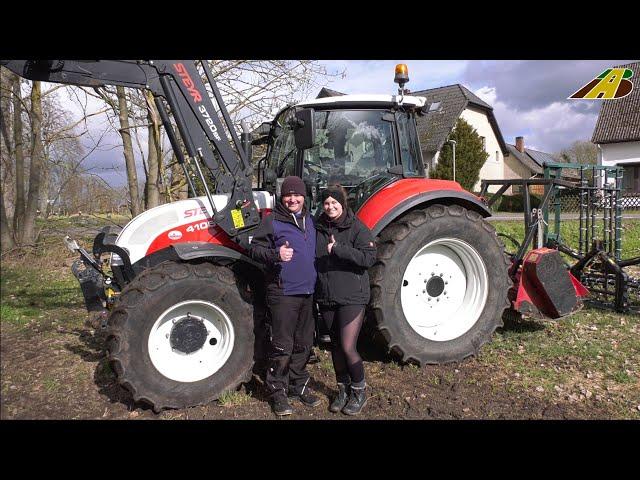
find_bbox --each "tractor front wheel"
[106,261,254,411]
[370,204,511,364]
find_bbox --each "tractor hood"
[111,191,273,266]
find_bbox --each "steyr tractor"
[2,60,521,411]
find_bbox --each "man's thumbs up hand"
[280,240,294,262]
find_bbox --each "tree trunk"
[39,145,51,218]
[0,68,16,248]
[170,153,189,201]
[20,81,45,246]
[12,77,25,237]
[0,192,15,250]
[116,86,141,217]
[144,90,161,209]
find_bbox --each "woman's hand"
[279,241,293,262]
[327,235,336,254]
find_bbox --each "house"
[410,84,509,192]
[504,136,555,194]
[591,61,640,194]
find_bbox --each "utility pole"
[448,140,457,183]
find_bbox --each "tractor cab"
[258,90,429,214]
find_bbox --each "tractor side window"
[270,111,297,178]
[396,112,424,177]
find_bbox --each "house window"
[480,136,486,151]
[496,150,500,163]
[622,164,640,193]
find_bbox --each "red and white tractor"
[2,60,540,411]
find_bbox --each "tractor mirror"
[294,108,315,150]
[255,121,271,136]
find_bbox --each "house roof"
[505,144,544,175]
[591,61,640,144]
[506,144,581,180]
[410,84,508,156]
[525,148,558,168]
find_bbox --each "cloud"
[463,60,635,111]
[477,87,601,153]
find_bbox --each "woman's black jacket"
[314,209,377,306]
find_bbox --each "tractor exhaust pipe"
[241,120,252,166]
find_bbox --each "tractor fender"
[360,187,491,237]
[130,242,264,275]
[171,242,264,271]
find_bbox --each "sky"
[55,59,636,187]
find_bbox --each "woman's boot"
[342,384,367,415]
[329,383,350,413]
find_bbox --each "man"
[249,175,321,416]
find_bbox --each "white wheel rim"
[400,238,488,342]
[148,300,234,382]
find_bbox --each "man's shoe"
[342,385,367,415]
[271,395,293,416]
[290,389,321,407]
[329,383,350,413]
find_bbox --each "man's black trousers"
[265,293,315,398]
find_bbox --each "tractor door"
[302,109,399,214]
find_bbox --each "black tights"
[320,305,365,386]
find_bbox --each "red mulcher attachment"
[512,248,589,319]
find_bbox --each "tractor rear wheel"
[105,261,254,411]
[369,204,511,364]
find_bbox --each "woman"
[315,185,377,415]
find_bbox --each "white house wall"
[459,107,504,192]
[503,154,533,195]
[599,141,640,166]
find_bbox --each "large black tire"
[369,204,511,364]
[106,261,254,411]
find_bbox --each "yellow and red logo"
[569,68,634,100]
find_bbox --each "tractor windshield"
[304,110,395,188]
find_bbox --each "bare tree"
[2,60,344,238]
[18,81,45,245]
[558,140,598,165]
[11,75,26,237]
[115,86,142,216]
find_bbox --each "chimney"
[515,136,525,153]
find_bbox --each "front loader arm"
[1,60,158,90]
[1,59,260,238]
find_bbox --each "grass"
[217,390,252,407]
[492,219,639,259]
[36,213,131,231]
[0,264,86,331]
[480,308,640,410]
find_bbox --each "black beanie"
[281,176,306,196]
[321,185,347,210]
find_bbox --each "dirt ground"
[1,309,632,421]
